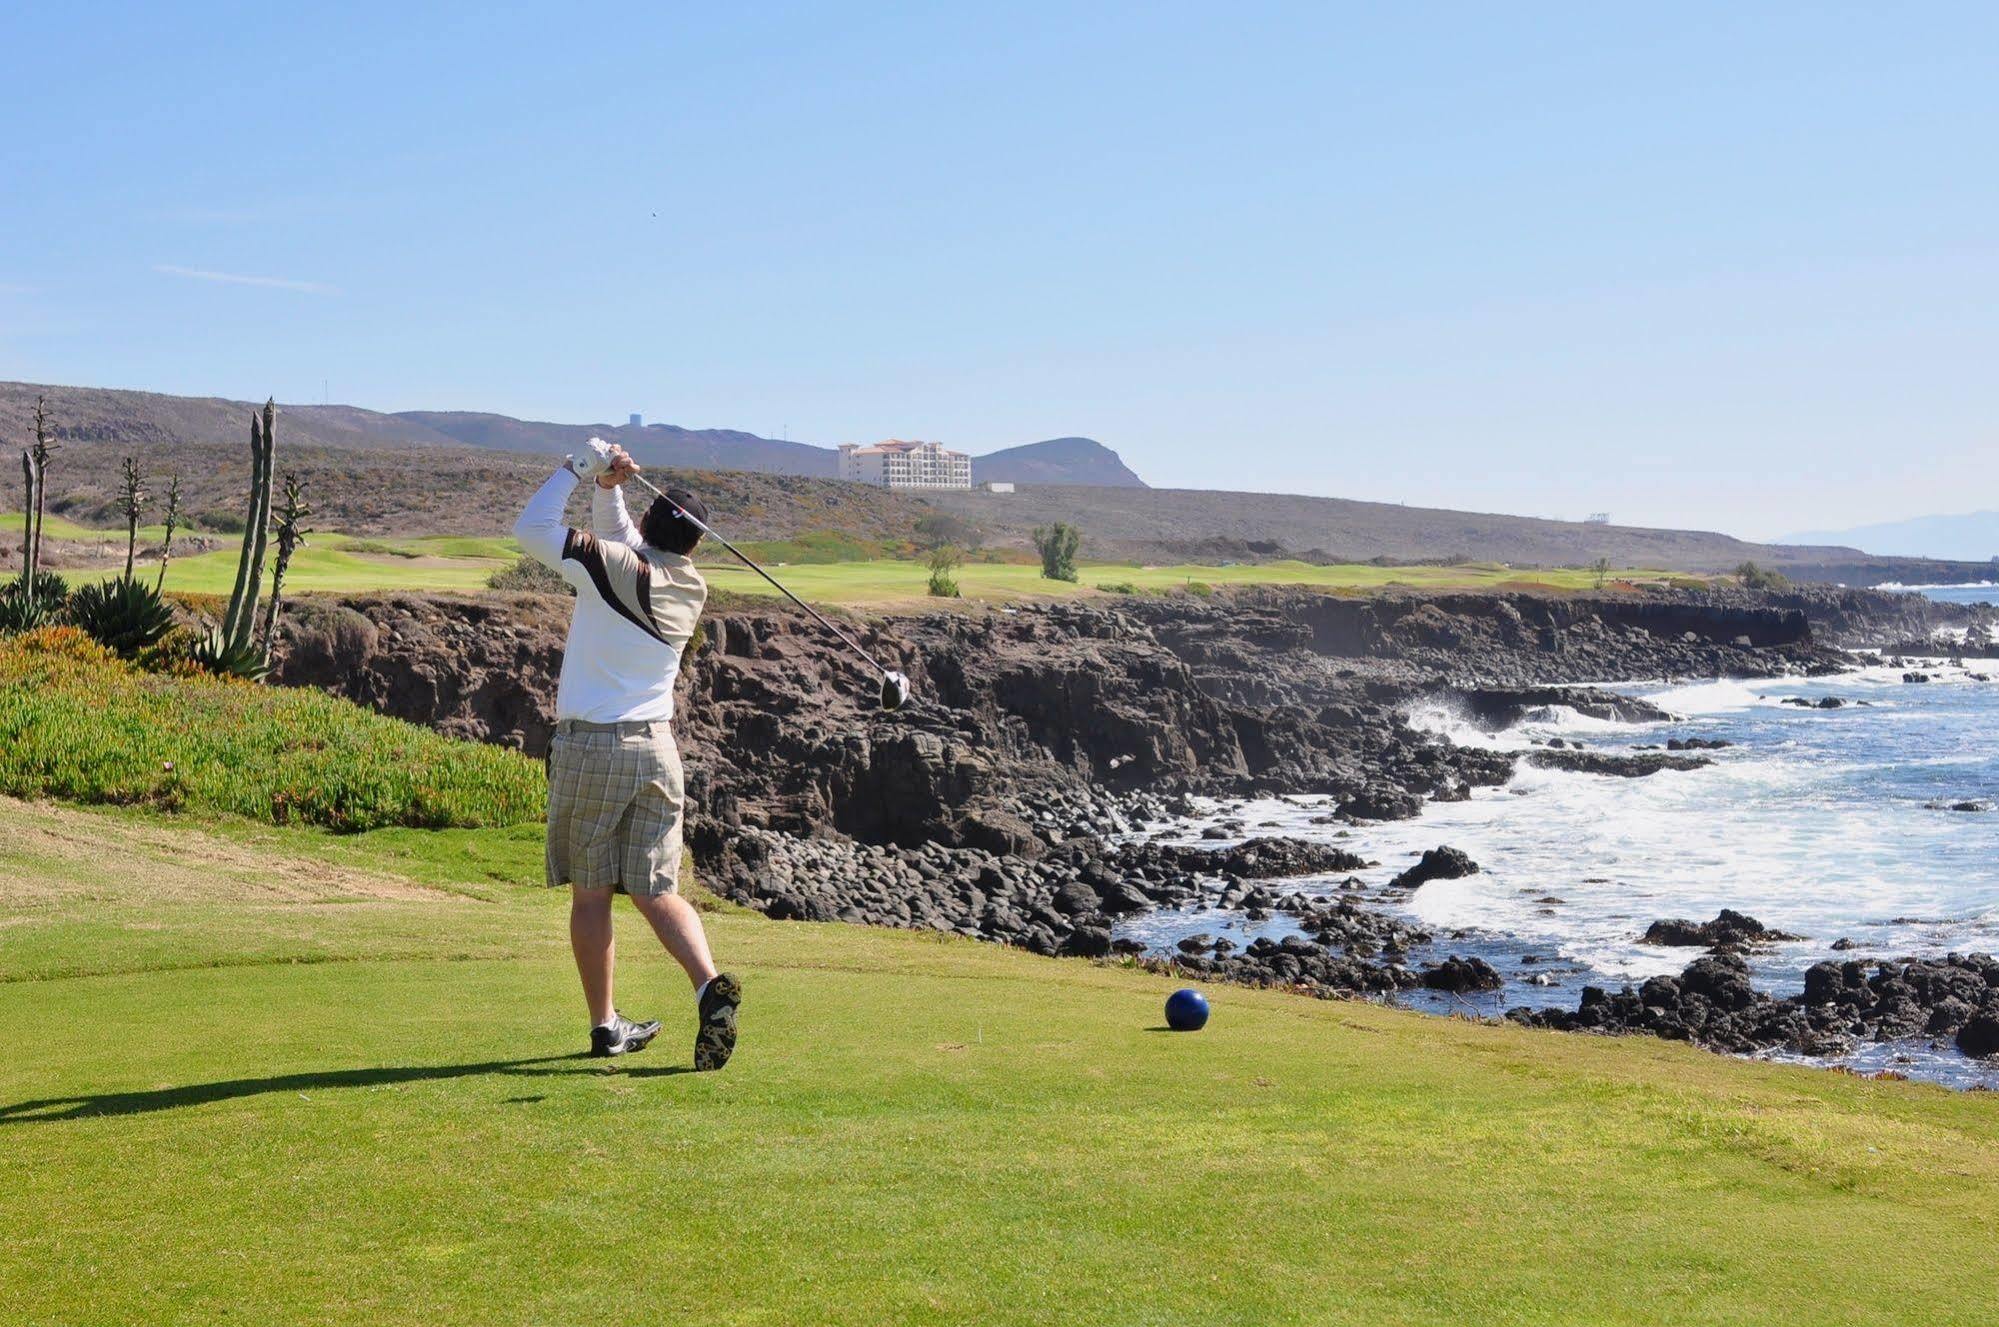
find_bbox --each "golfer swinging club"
[513,439,741,1069]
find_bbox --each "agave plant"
[68,576,176,658]
[0,581,56,634]
[192,627,271,682]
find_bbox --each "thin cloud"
[154,264,337,295]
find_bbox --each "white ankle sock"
[695,978,712,1005]
[593,1014,617,1031]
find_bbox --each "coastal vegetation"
[0,627,543,831]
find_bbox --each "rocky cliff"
[273,584,1855,857]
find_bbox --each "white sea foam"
[1127,663,1999,1085]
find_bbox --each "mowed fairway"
[2,798,1995,1325]
[26,512,1683,605]
[58,533,519,596]
[692,556,1678,605]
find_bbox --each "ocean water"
[1892,583,1999,608]
[1117,657,1999,1087]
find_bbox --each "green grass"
[1,793,1996,1325]
[696,557,1682,605]
[58,533,518,595]
[0,628,543,830]
[29,511,1686,606]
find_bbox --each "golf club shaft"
[622,471,895,681]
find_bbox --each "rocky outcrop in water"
[1526,749,1713,777]
[1641,910,1802,949]
[1388,846,1480,890]
[1513,952,1999,1060]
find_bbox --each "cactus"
[218,398,275,655]
[118,456,147,583]
[257,473,311,657]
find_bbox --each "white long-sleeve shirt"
[511,466,707,723]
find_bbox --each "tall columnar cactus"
[219,398,276,654]
[118,456,148,583]
[257,473,311,657]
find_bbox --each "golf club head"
[880,670,911,712]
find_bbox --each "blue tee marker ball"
[1165,988,1210,1031]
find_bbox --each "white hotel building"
[836,440,973,490]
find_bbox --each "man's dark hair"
[641,487,707,556]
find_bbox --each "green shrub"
[344,539,420,559]
[68,576,177,658]
[193,509,246,534]
[1032,523,1081,582]
[1185,580,1214,598]
[488,555,569,594]
[926,544,963,598]
[1734,561,1791,591]
[1095,581,1137,595]
[0,627,544,831]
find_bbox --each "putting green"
[2,795,1994,1325]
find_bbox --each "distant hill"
[926,483,1994,581]
[398,411,841,478]
[1782,512,1999,564]
[972,437,1145,488]
[8,378,1996,585]
[0,382,1140,486]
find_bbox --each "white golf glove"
[567,437,616,481]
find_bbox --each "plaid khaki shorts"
[545,719,685,897]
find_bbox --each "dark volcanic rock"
[1526,749,1712,777]
[1958,1014,1999,1059]
[1641,909,1802,949]
[1421,955,1503,992]
[1389,846,1480,890]
[1519,950,1999,1062]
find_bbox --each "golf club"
[609,462,911,712]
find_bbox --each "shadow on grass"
[0,1053,693,1123]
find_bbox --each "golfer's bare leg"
[570,885,616,1026]
[627,891,720,990]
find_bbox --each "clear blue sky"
[3,2,1993,539]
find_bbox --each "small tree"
[118,456,148,583]
[1591,556,1612,590]
[926,543,962,598]
[1032,522,1081,583]
[155,474,182,592]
